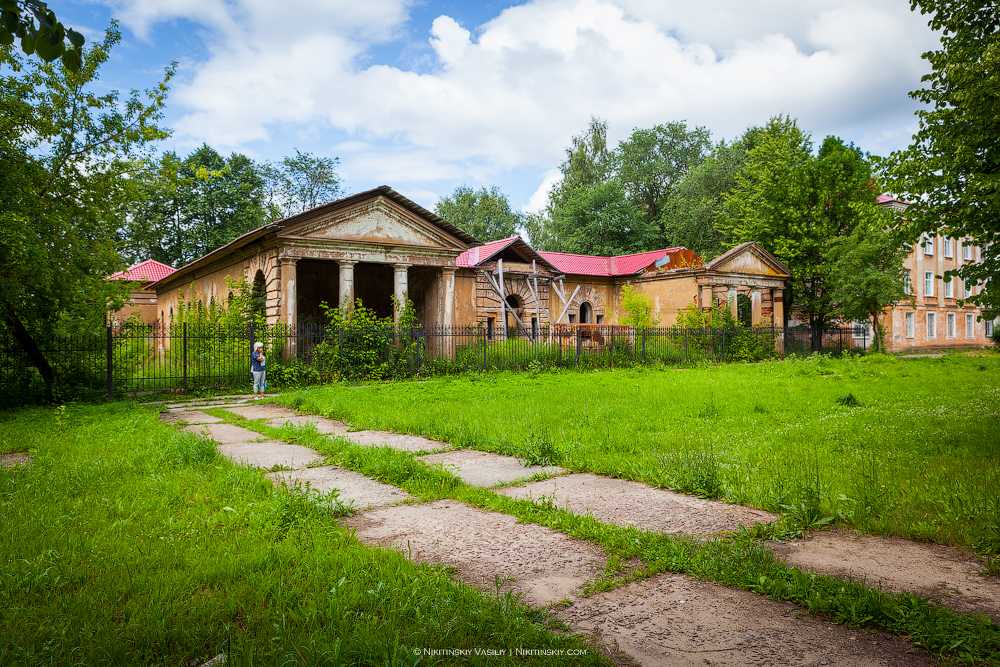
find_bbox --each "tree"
[614,121,711,231]
[121,146,268,267]
[553,182,651,256]
[0,26,172,390]
[538,117,709,253]
[828,203,913,353]
[721,117,879,350]
[661,136,754,259]
[0,0,85,71]
[883,0,1000,312]
[434,185,522,242]
[272,149,341,216]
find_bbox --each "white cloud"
[524,169,562,214]
[105,0,938,204]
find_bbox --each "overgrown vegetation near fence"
[1,318,872,407]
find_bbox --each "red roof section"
[108,259,176,284]
[456,236,520,268]
[538,247,684,276]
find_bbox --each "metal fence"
[0,322,869,407]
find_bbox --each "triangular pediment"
[282,197,467,249]
[706,242,790,277]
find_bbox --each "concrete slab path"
[268,466,412,510]
[418,449,562,487]
[499,473,777,536]
[346,500,606,607]
[156,397,979,666]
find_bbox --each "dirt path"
[163,397,999,666]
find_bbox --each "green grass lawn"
[281,352,1000,555]
[0,404,606,667]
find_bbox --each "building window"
[568,314,576,323]
[486,316,495,341]
[923,234,934,255]
[531,317,538,339]
[903,271,912,295]
[944,279,953,299]
[944,237,953,258]
[927,312,936,339]
[966,313,975,339]
[947,312,955,338]
[580,301,593,324]
[965,282,974,299]
[596,314,604,324]
[987,318,996,338]
[964,238,973,261]
[924,271,935,297]
[905,312,915,339]
[851,321,871,340]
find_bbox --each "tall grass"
[279,352,1000,555]
[0,404,605,666]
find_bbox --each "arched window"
[580,301,593,324]
[505,294,521,310]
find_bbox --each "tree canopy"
[0,27,172,386]
[883,0,1000,312]
[122,146,268,267]
[721,117,882,347]
[434,185,523,243]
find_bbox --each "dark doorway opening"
[296,260,340,324]
[737,294,752,327]
[354,263,394,319]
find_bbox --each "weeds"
[522,434,562,467]
[835,392,862,407]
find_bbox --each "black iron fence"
[0,322,870,407]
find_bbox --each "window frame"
[947,312,955,339]
[943,237,953,258]
[927,312,936,339]
[963,238,973,261]
[905,312,915,339]
[923,234,934,255]
[944,279,953,299]
[966,313,975,339]
[924,271,935,297]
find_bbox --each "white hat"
[254,341,264,349]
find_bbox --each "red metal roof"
[538,248,685,276]
[108,259,176,284]
[456,236,521,267]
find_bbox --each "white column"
[442,267,457,359]
[727,285,738,319]
[393,263,411,324]
[700,283,713,311]
[751,287,763,325]
[279,257,298,328]
[338,260,356,311]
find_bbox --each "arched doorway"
[580,301,593,324]
[251,270,266,318]
[505,294,521,334]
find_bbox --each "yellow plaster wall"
[624,274,700,325]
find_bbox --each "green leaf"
[67,28,84,48]
[61,48,82,73]
[0,26,13,46]
[20,33,35,55]
[34,33,62,60]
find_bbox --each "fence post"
[642,327,646,363]
[576,327,582,365]
[557,328,562,367]
[483,324,487,371]
[182,322,188,392]
[722,327,726,362]
[684,328,688,363]
[106,324,113,398]
[339,327,344,379]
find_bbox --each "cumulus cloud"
[105,0,938,200]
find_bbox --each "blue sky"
[55,0,939,213]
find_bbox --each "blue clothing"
[251,350,265,372]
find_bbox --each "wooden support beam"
[555,285,581,324]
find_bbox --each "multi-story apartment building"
[878,196,996,352]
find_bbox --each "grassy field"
[0,404,606,666]
[281,352,1000,557]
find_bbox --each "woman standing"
[251,342,266,399]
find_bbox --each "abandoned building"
[146,186,792,336]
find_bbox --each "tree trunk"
[3,307,55,392]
